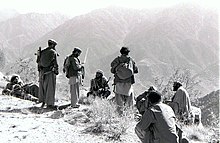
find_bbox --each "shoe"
[47,105,57,110]
[71,104,80,108]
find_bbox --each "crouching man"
[135,91,179,143]
[87,70,111,99]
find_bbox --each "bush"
[181,124,219,143]
[84,98,134,141]
[153,68,201,102]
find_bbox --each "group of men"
[135,82,191,143]
[3,39,192,143]
[2,75,39,102]
[36,39,140,110]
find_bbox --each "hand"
[54,70,59,75]
[134,113,142,122]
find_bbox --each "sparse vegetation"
[153,68,201,103]
[180,123,219,143]
[0,49,5,70]
[83,98,134,141]
[2,60,218,143]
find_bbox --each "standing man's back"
[37,39,59,109]
[110,47,138,114]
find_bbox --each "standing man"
[135,91,179,143]
[171,81,192,123]
[68,47,83,108]
[38,39,59,109]
[110,47,138,114]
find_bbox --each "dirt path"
[0,94,140,143]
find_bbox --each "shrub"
[84,98,134,141]
[153,67,201,103]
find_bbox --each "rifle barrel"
[83,47,89,64]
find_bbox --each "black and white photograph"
[0,0,219,142]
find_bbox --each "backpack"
[39,48,56,68]
[63,56,70,78]
[115,57,134,79]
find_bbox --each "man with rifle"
[87,70,111,99]
[37,39,59,109]
[67,47,84,108]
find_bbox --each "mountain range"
[0,12,69,62]
[0,4,219,96]
[0,9,18,22]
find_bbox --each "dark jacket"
[110,55,138,84]
[68,54,82,77]
[90,76,109,92]
[38,47,58,74]
[136,102,179,143]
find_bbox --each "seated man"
[2,75,22,96]
[2,75,38,102]
[171,81,192,123]
[87,70,111,98]
[135,91,179,143]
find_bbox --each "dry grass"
[57,88,219,143]
[83,97,134,141]
[180,123,219,143]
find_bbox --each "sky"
[0,0,219,17]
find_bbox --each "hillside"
[0,87,218,143]
[196,90,219,126]
[22,7,144,71]
[124,4,218,94]
[1,5,218,95]
[0,13,69,61]
[0,9,18,22]
[0,88,140,143]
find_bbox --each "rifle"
[104,77,111,89]
[35,47,41,63]
[35,47,41,72]
[81,47,89,86]
[98,77,111,98]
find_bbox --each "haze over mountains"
[0,4,219,96]
[0,9,18,22]
[0,12,69,62]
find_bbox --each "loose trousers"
[39,72,56,106]
[70,82,80,107]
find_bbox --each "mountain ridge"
[1,5,219,95]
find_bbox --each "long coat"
[38,47,58,106]
[172,86,192,119]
